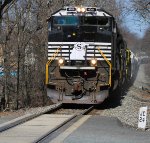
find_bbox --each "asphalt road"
[63,116,150,143]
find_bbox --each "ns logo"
[70,42,88,60]
[74,42,86,51]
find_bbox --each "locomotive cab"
[48,9,113,43]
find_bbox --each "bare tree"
[130,0,150,23]
[0,0,64,110]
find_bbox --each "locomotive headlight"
[77,7,81,12]
[77,7,86,13]
[90,59,97,66]
[81,7,86,12]
[58,58,64,65]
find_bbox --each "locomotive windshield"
[83,16,109,26]
[49,15,112,42]
[53,16,79,26]
[53,16,109,26]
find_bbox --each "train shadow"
[96,67,140,110]
[97,85,128,109]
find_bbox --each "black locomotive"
[46,6,137,104]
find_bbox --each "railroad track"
[0,103,63,133]
[41,106,105,143]
[0,104,95,143]
[36,105,94,143]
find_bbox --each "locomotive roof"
[51,7,113,17]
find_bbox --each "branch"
[0,0,12,15]
[0,0,17,18]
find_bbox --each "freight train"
[46,6,139,104]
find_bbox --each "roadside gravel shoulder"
[100,64,150,131]
[101,87,150,130]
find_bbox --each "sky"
[124,12,149,38]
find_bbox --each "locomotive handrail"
[45,47,61,85]
[97,47,112,86]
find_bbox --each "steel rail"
[34,106,94,143]
[0,103,63,132]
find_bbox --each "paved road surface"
[49,116,150,143]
